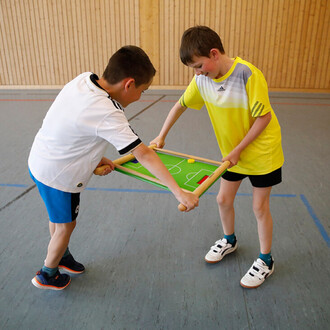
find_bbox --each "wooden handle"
[93,164,111,175]
[178,202,191,212]
[94,145,157,175]
[177,160,230,212]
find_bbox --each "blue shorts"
[29,169,80,223]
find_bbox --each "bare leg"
[216,178,242,235]
[44,220,76,268]
[49,221,55,237]
[252,187,273,254]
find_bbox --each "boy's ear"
[210,48,220,60]
[123,78,135,91]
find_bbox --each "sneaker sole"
[31,277,71,290]
[240,265,275,289]
[205,244,238,264]
[58,265,85,274]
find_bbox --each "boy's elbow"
[267,111,272,124]
[262,111,272,124]
[132,143,152,161]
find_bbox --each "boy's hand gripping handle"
[178,160,230,212]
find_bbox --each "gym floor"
[0,89,329,329]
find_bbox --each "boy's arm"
[150,101,187,148]
[132,143,198,211]
[223,112,272,167]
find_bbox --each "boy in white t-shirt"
[29,46,199,290]
[151,26,284,288]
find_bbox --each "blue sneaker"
[31,269,71,290]
[58,254,85,274]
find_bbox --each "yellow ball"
[187,158,195,164]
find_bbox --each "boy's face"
[188,50,221,79]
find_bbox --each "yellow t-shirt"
[179,57,284,175]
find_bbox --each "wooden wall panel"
[0,0,140,86]
[0,0,329,91]
[156,0,329,91]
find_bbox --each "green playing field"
[115,152,223,193]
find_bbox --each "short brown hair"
[180,26,225,65]
[102,46,156,87]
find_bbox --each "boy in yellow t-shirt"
[151,26,284,288]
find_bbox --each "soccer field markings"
[122,158,215,190]
[184,169,214,189]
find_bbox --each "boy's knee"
[252,201,270,219]
[216,192,233,209]
[55,221,76,236]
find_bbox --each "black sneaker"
[31,269,71,290]
[58,254,85,274]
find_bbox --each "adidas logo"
[218,86,225,92]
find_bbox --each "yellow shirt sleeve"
[179,76,205,110]
[246,68,272,117]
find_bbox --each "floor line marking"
[0,184,36,212]
[2,184,327,246]
[127,95,165,121]
[0,183,298,198]
[300,194,330,247]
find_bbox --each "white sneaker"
[205,238,238,263]
[240,258,274,288]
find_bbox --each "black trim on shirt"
[118,138,142,155]
[111,99,123,110]
[90,73,103,89]
[90,73,124,111]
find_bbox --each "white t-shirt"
[28,72,141,192]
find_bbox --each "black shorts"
[222,167,282,188]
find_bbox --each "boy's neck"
[96,77,115,95]
[96,77,124,103]
[215,54,235,79]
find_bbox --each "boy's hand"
[176,191,199,212]
[222,148,241,168]
[93,157,115,176]
[150,135,165,148]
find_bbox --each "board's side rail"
[153,147,222,166]
[93,145,228,212]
